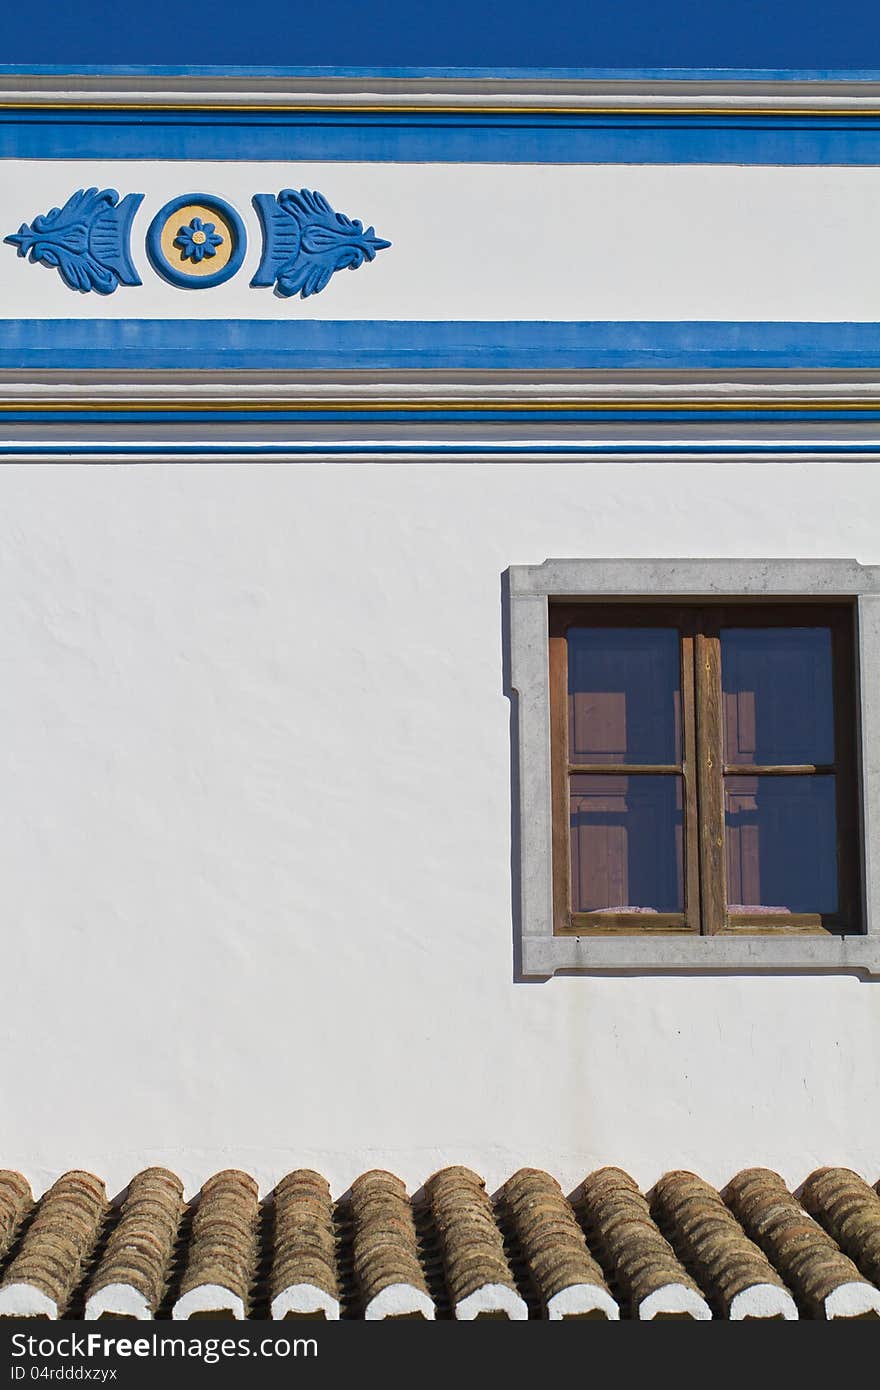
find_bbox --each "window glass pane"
[567,628,681,765]
[721,627,834,766]
[725,775,838,914]
[570,774,684,913]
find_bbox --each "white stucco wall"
[1,457,878,1199]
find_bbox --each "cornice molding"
[3,69,880,114]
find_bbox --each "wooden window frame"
[549,600,858,938]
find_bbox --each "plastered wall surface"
[0,458,878,1199]
[4,160,880,320]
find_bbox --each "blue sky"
[1,0,879,70]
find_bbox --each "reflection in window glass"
[725,775,838,914]
[569,774,684,913]
[567,628,681,765]
[721,627,834,766]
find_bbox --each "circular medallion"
[146,194,246,289]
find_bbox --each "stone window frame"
[508,558,880,977]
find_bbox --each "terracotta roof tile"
[425,1167,527,1319]
[172,1170,259,1320]
[579,1168,711,1319]
[651,1170,797,1319]
[501,1168,617,1319]
[724,1168,880,1319]
[800,1167,880,1291]
[0,1172,32,1266]
[269,1169,339,1320]
[84,1168,184,1320]
[2,1163,878,1320]
[350,1170,434,1319]
[0,1171,106,1318]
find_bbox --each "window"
[550,604,858,936]
[508,560,880,976]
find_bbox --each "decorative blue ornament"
[146,193,247,290]
[4,187,143,294]
[251,188,390,298]
[174,217,224,264]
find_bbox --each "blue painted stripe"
[5,408,880,425]
[5,111,880,163]
[6,320,880,371]
[3,65,880,80]
[0,442,878,457]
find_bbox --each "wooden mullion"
[723,763,836,777]
[724,913,840,935]
[831,607,860,932]
[680,621,701,936]
[695,616,726,935]
[564,913,690,935]
[549,628,572,934]
[568,763,681,776]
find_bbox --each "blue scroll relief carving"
[4,188,143,294]
[251,188,390,298]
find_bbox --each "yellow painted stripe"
[3,399,880,414]
[2,103,880,117]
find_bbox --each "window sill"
[522,934,880,977]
